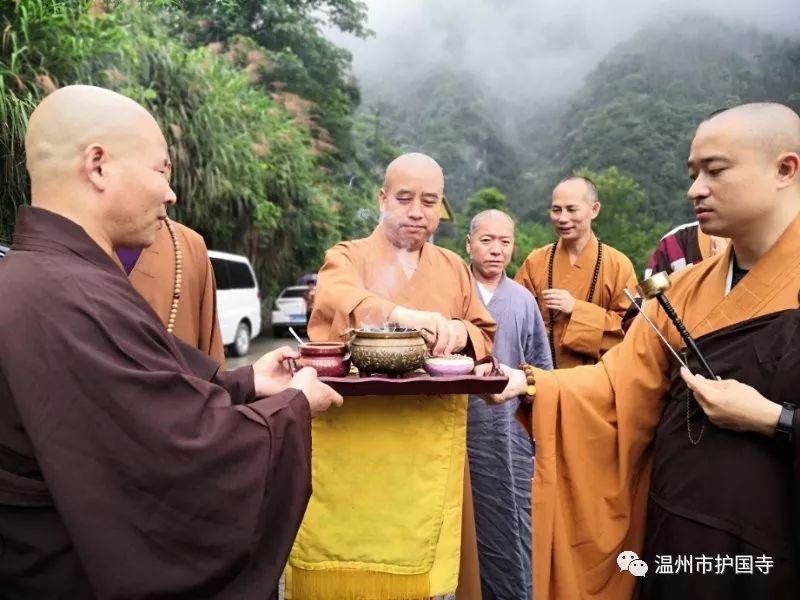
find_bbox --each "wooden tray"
[319,372,508,397]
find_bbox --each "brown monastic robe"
[0,207,312,599]
[128,221,226,367]
[308,225,496,599]
[514,232,637,368]
[518,215,800,599]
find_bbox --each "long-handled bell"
[637,272,717,379]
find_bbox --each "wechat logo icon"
[618,550,649,577]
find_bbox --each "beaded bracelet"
[519,363,537,405]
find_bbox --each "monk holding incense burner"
[286,153,496,600]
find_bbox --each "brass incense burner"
[342,326,428,376]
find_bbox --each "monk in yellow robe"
[117,220,225,366]
[292,153,495,599]
[514,177,637,368]
[487,103,800,599]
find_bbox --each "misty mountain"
[354,14,800,227]
[517,15,800,223]
[338,0,800,116]
[365,70,524,209]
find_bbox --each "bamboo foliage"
[0,0,134,239]
[0,1,352,294]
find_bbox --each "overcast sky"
[327,0,800,109]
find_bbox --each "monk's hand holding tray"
[478,363,528,405]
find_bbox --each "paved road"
[226,330,309,369]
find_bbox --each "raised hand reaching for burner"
[389,306,469,356]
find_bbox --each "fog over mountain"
[328,0,800,111]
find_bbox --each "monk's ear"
[83,143,110,192]
[590,201,601,220]
[378,187,388,210]
[776,152,800,189]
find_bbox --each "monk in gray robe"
[466,210,552,599]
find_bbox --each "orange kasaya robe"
[519,215,800,600]
[514,232,637,368]
[302,225,495,599]
[128,221,225,368]
[309,227,495,353]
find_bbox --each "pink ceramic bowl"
[423,355,475,377]
[298,342,351,377]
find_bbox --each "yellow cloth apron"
[286,393,467,599]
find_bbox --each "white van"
[208,250,262,357]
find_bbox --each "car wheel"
[272,326,285,338]
[231,321,251,357]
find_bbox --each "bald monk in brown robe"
[515,177,638,368]
[0,85,343,599]
[487,103,800,599]
[303,152,495,599]
[117,220,226,366]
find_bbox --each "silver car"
[271,285,309,337]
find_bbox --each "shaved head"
[378,152,445,251]
[550,176,601,244]
[24,85,176,253]
[701,103,800,164]
[382,153,444,192]
[467,209,515,281]
[553,176,598,205]
[469,209,515,235]
[688,102,800,262]
[26,85,163,189]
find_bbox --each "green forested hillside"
[361,71,522,209]
[2,4,799,285]
[363,15,800,274]
[514,16,800,224]
[362,15,800,270]
[0,0,376,296]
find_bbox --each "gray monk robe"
[468,274,552,600]
[0,206,312,599]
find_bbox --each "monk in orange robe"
[118,220,225,366]
[305,152,495,599]
[310,156,494,358]
[487,103,800,599]
[514,177,637,368]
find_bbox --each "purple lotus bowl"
[423,355,475,377]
